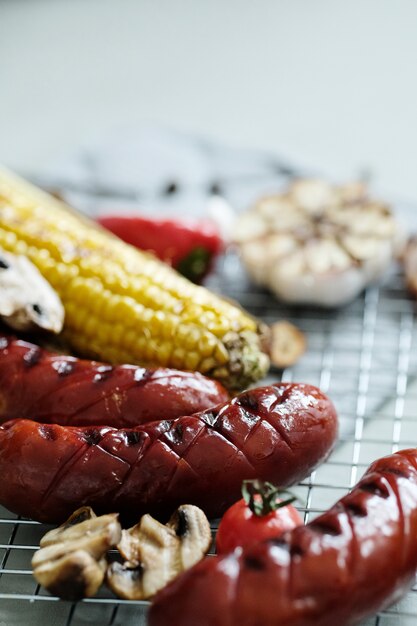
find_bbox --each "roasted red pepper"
[97,215,223,283]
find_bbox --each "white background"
[1,0,416,203]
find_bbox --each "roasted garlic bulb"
[235,180,403,306]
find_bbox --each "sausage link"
[0,383,337,524]
[0,334,228,427]
[149,449,417,626]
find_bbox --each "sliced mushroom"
[32,507,121,601]
[0,248,64,333]
[235,179,404,307]
[107,504,211,600]
[33,548,108,601]
[403,236,417,298]
[39,506,97,547]
[269,321,306,369]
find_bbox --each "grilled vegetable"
[235,179,403,307]
[0,333,229,427]
[215,480,302,555]
[0,168,268,389]
[32,506,121,601]
[107,505,211,600]
[269,321,306,369]
[149,449,417,626]
[403,236,417,297]
[97,215,223,283]
[0,247,64,333]
[0,383,338,524]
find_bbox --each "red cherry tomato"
[216,482,303,555]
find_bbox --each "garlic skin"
[235,180,403,307]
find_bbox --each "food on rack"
[107,504,211,600]
[269,321,306,368]
[403,236,417,297]
[149,448,417,626]
[0,247,64,333]
[234,179,402,307]
[97,215,223,283]
[0,168,268,390]
[0,382,338,524]
[215,480,302,555]
[32,506,121,601]
[0,333,229,427]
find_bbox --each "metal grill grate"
[1,257,417,626]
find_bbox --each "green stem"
[242,479,297,517]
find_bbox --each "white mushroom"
[0,248,64,332]
[32,507,121,601]
[235,179,404,307]
[106,504,212,600]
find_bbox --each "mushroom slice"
[235,179,403,307]
[40,506,97,547]
[32,548,107,602]
[403,237,417,298]
[269,321,306,369]
[167,504,212,569]
[107,504,211,600]
[32,507,121,600]
[0,248,64,333]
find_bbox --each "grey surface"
[1,0,417,204]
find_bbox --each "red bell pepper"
[97,215,223,283]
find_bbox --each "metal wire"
[1,260,417,626]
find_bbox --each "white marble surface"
[1,0,417,204]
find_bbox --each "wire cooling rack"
[1,256,417,626]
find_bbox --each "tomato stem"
[241,480,297,517]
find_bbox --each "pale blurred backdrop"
[1,0,416,202]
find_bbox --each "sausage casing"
[0,383,337,524]
[0,334,228,427]
[149,449,417,626]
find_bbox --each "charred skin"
[0,334,229,427]
[0,383,337,524]
[149,449,417,626]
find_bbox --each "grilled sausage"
[0,383,337,524]
[0,334,228,427]
[149,449,417,626]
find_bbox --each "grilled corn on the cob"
[0,168,268,389]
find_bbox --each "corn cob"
[0,168,269,389]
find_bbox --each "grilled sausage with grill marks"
[0,383,337,524]
[149,449,417,626]
[0,334,228,427]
